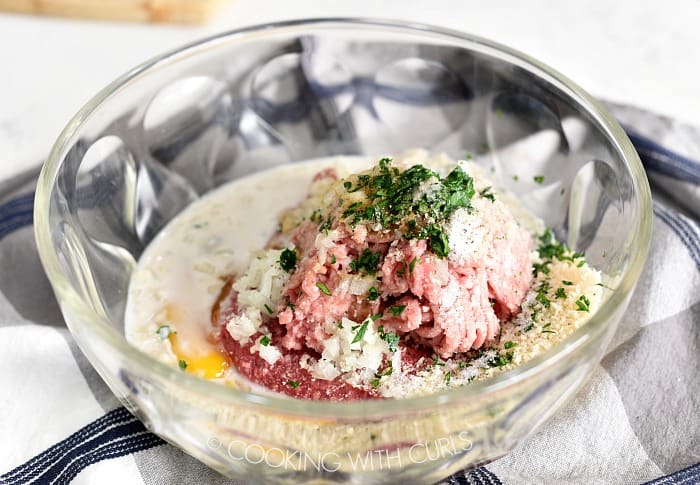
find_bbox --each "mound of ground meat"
[274,167,532,359]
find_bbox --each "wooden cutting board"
[0,0,230,24]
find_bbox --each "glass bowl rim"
[34,17,652,418]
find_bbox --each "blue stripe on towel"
[475,466,502,484]
[0,192,34,210]
[1,408,133,482]
[45,433,164,485]
[654,202,700,270]
[0,407,165,485]
[448,465,503,485]
[624,128,700,184]
[0,192,34,241]
[447,473,470,484]
[643,462,700,485]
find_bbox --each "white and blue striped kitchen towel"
[0,102,698,485]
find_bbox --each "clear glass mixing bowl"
[34,18,651,484]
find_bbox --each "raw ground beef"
[273,171,532,358]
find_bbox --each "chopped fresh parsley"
[371,364,393,387]
[287,379,300,389]
[575,295,591,312]
[487,350,514,368]
[524,323,534,332]
[260,335,271,346]
[264,303,273,314]
[351,320,370,344]
[541,323,556,334]
[533,261,551,277]
[503,340,517,349]
[319,216,334,232]
[409,257,419,274]
[396,262,406,277]
[316,282,332,296]
[535,281,551,308]
[388,305,406,317]
[378,325,400,352]
[479,186,496,202]
[562,280,574,286]
[339,158,475,259]
[533,175,545,184]
[178,359,188,370]
[330,254,337,264]
[349,249,381,275]
[432,354,445,366]
[537,229,567,260]
[421,224,450,259]
[444,372,452,385]
[367,286,379,301]
[279,248,298,272]
[555,287,567,299]
[156,325,172,340]
[537,228,586,267]
[536,291,551,308]
[343,201,362,217]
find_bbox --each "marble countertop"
[1,0,698,181]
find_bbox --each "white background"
[1,0,699,180]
